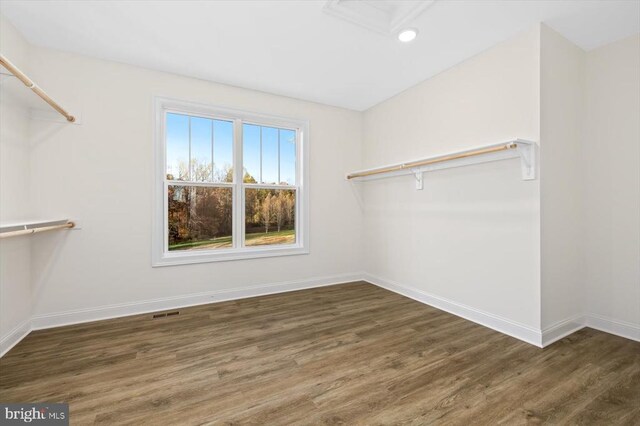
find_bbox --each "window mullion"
[188,116,192,181]
[259,126,263,184]
[164,180,169,254]
[233,119,244,249]
[211,120,216,182]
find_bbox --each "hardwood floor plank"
[1,282,638,425]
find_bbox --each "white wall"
[539,25,586,331]
[361,27,542,335]
[0,16,32,352]
[22,47,363,323]
[584,34,640,335]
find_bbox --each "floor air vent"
[152,311,180,319]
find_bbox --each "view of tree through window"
[168,186,233,250]
[165,112,297,251]
[245,188,296,246]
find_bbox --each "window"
[153,98,308,266]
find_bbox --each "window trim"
[152,96,309,267]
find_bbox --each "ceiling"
[1,0,639,111]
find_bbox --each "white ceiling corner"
[323,0,436,35]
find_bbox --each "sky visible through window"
[166,113,233,182]
[243,123,296,185]
[166,113,296,185]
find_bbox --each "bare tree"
[284,192,295,227]
[178,160,189,181]
[192,158,213,182]
[274,193,286,232]
[260,193,273,233]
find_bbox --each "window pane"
[168,185,233,251]
[243,124,260,183]
[279,129,296,185]
[166,113,189,180]
[190,117,213,182]
[213,119,233,183]
[261,127,279,184]
[245,188,295,246]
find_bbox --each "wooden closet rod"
[0,222,75,239]
[347,143,518,179]
[0,53,76,122]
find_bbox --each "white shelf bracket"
[516,141,536,180]
[413,170,424,190]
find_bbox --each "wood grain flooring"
[1,282,638,425]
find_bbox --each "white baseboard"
[365,274,640,347]
[4,271,638,358]
[541,315,586,347]
[0,318,31,358]
[30,272,364,331]
[363,273,544,347]
[539,314,640,346]
[0,273,363,357]
[586,314,640,342]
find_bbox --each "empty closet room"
[0,0,639,424]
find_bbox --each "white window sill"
[152,244,309,267]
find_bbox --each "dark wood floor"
[1,282,638,425]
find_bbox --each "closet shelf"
[346,139,536,189]
[0,219,76,239]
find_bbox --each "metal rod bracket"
[413,170,424,190]
[516,141,536,180]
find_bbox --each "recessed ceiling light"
[398,28,418,43]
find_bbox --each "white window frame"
[152,97,309,266]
